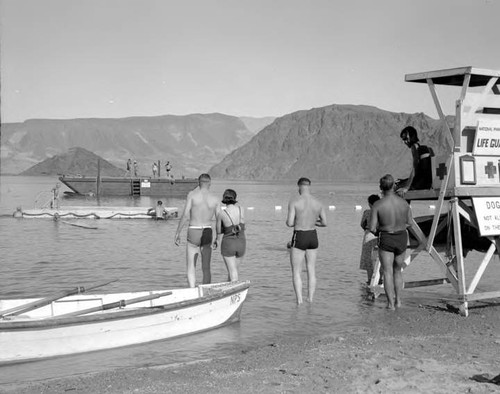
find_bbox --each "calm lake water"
[0,175,497,384]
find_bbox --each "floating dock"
[59,175,197,197]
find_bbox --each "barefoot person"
[216,189,246,281]
[174,173,220,287]
[286,177,327,304]
[369,174,417,310]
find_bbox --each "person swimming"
[148,200,168,220]
[13,206,23,218]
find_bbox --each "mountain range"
[1,105,451,181]
[1,114,275,176]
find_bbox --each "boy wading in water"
[369,174,419,310]
[286,177,327,305]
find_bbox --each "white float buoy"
[429,205,436,210]
[355,205,362,210]
[275,206,282,210]
[328,205,336,210]
[247,207,254,210]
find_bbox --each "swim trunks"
[187,226,213,247]
[378,230,408,255]
[290,229,318,251]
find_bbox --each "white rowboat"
[0,281,250,364]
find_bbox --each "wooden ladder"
[132,180,141,196]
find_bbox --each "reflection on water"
[1,176,499,384]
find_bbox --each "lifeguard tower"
[372,67,500,316]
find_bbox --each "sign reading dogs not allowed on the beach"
[473,197,500,236]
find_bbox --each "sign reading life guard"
[473,121,500,156]
[473,197,500,236]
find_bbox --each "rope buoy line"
[17,211,175,219]
[22,212,100,219]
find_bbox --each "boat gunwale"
[0,281,250,331]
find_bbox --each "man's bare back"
[186,187,220,227]
[287,194,325,230]
[372,194,411,233]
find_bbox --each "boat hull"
[0,281,250,363]
[59,176,198,197]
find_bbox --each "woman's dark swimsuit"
[291,229,318,251]
[378,230,408,255]
[221,208,246,258]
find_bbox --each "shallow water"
[0,176,498,384]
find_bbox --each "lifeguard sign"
[473,121,500,156]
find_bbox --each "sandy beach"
[2,297,500,394]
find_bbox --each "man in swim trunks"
[286,177,327,305]
[175,173,220,287]
[369,174,418,310]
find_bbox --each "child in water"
[359,194,380,283]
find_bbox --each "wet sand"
[2,300,500,394]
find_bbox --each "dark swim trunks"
[291,229,318,251]
[378,230,408,255]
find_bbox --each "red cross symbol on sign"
[485,162,497,179]
[436,163,447,180]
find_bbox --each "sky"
[1,0,500,123]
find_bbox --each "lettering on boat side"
[230,294,240,304]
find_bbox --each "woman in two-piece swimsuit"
[216,189,246,281]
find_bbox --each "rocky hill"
[20,147,124,177]
[1,113,273,176]
[209,104,452,181]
